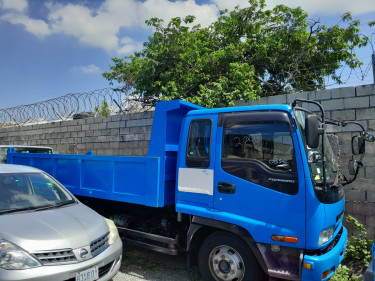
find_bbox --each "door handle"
[218,182,236,194]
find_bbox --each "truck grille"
[90,232,109,257]
[33,249,77,265]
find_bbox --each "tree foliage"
[95,100,111,117]
[103,0,368,107]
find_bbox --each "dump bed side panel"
[147,100,204,206]
[7,152,161,207]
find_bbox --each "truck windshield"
[294,109,344,204]
[0,172,75,213]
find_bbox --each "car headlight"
[104,218,120,245]
[318,226,334,245]
[0,239,41,270]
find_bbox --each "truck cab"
[174,101,363,280]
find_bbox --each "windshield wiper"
[0,206,47,215]
[51,200,76,208]
[0,201,77,215]
[34,200,76,211]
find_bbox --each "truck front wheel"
[198,232,265,281]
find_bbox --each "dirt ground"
[112,243,285,281]
[112,244,202,281]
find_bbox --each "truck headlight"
[318,226,334,245]
[0,239,41,270]
[104,218,120,245]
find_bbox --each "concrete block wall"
[0,110,154,156]
[237,84,375,237]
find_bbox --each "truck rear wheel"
[198,232,265,281]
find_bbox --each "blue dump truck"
[8,99,374,281]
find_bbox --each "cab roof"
[186,104,293,116]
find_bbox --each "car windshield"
[294,109,343,203]
[0,172,75,213]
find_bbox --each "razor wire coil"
[0,88,152,128]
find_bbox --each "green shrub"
[330,265,359,281]
[331,215,373,280]
[345,215,373,267]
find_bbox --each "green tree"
[103,0,368,108]
[95,100,111,117]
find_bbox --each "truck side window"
[221,114,298,195]
[186,119,212,168]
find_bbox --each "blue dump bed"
[9,153,161,207]
[7,100,203,208]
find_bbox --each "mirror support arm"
[293,99,326,188]
[342,161,363,186]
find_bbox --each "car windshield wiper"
[33,200,77,211]
[0,201,77,215]
[51,200,77,208]
[0,206,47,215]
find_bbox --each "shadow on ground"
[113,243,202,281]
[113,243,286,281]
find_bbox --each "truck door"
[176,117,217,215]
[213,111,306,246]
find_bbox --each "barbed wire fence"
[0,88,153,128]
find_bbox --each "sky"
[0,0,374,109]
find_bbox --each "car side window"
[186,119,212,168]
[221,113,298,195]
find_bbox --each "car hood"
[0,203,108,252]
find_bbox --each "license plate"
[76,266,99,281]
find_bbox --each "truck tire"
[198,232,265,281]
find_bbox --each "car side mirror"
[352,136,365,155]
[348,160,358,175]
[305,114,324,149]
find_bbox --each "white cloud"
[47,3,120,51]
[72,64,102,74]
[1,13,50,37]
[1,0,373,55]
[0,0,218,54]
[210,0,249,11]
[117,37,144,55]
[212,0,375,15]
[0,0,28,12]
[275,0,375,15]
[140,0,217,26]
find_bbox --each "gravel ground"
[112,244,202,281]
[111,243,283,281]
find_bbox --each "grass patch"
[122,251,161,270]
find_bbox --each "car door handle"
[218,182,236,194]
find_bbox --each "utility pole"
[373,53,375,84]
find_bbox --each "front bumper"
[302,226,347,281]
[0,238,122,281]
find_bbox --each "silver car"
[0,164,123,281]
